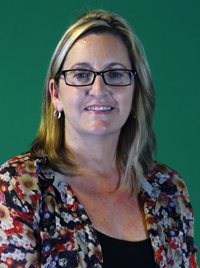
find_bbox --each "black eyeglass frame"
[61,69,136,87]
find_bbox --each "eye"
[108,70,123,78]
[106,70,125,81]
[73,70,90,79]
[68,70,93,85]
[72,70,93,83]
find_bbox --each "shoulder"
[0,153,42,198]
[145,161,188,197]
[143,161,192,214]
[144,162,194,227]
[0,153,38,179]
[0,153,37,172]
[0,153,61,199]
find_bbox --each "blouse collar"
[35,155,161,201]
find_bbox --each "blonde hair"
[30,9,156,196]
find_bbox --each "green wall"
[1,0,199,260]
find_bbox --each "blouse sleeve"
[155,163,199,267]
[174,173,199,267]
[145,162,199,267]
[0,157,41,267]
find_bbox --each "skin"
[49,33,148,241]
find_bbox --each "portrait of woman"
[0,5,198,268]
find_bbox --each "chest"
[70,187,148,241]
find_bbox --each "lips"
[86,106,112,111]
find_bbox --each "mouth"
[86,106,113,111]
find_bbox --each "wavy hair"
[30,9,156,196]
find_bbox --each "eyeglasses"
[61,69,136,87]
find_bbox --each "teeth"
[87,106,112,111]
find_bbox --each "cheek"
[60,89,85,113]
[120,90,134,112]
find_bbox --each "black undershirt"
[95,230,155,268]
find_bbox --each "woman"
[0,9,198,268]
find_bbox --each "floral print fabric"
[0,153,198,267]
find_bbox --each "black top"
[95,230,155,268]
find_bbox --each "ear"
[49,79,63,111]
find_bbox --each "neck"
[65,131,120,174]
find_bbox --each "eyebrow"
[69,62,128,70]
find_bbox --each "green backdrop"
[1,0,199,260]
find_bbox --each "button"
[160,261,165,267]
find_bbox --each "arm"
[0,156,41,267]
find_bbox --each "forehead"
[63,33,131,69]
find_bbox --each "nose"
[88,73,107,97]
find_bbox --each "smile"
[86,106,112,111]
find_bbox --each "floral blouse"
[0,153,198,268]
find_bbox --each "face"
[50,33,135,143]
